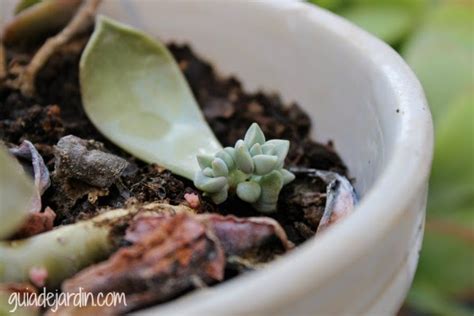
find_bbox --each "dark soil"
[0,37,347,245]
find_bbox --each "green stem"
[0,203,192,288]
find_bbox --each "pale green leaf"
[253,154,278,175]
[280,168,296,185]
[209,186,228,205]
[80,16,222,180]
[249,143,263,156]
[265,139,290,163]
[236,181,261,203]
[194,173,227,194]
[212,158,229,177]
[253,170,284,213]
[215,149,235,169]
[197,154,214,169]
[234,140,254,174]
[244,122,265,148]
[261,143,275,155]
[202,167,214,178]
[0,146,34,239]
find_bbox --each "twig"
[19,0,102,96]
[0,41,6,81]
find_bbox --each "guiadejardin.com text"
[7,287,127,313]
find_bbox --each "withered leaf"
[289,167,357,233]
[199,214,293,256]
[62,213,225,313]
[62,210,291,312]
[126,213,293,256]
[124,215,167,244]
[9,140,50,213]
[8,140,56,238]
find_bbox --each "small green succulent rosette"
[194,123,295,213]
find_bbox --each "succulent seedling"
[194,123,295,213]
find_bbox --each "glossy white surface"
[1,0,434,315]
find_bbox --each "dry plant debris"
[5,0,102,96]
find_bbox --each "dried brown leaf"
[62,213,225,313]
[199,214,293,255]
[126,213,292,256]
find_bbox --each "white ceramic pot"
[1,0,434,315]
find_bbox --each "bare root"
[19,0,102,96]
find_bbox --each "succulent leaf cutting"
[79,16,221,180]
[194,123,295,212]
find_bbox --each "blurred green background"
[308,0,473,315]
